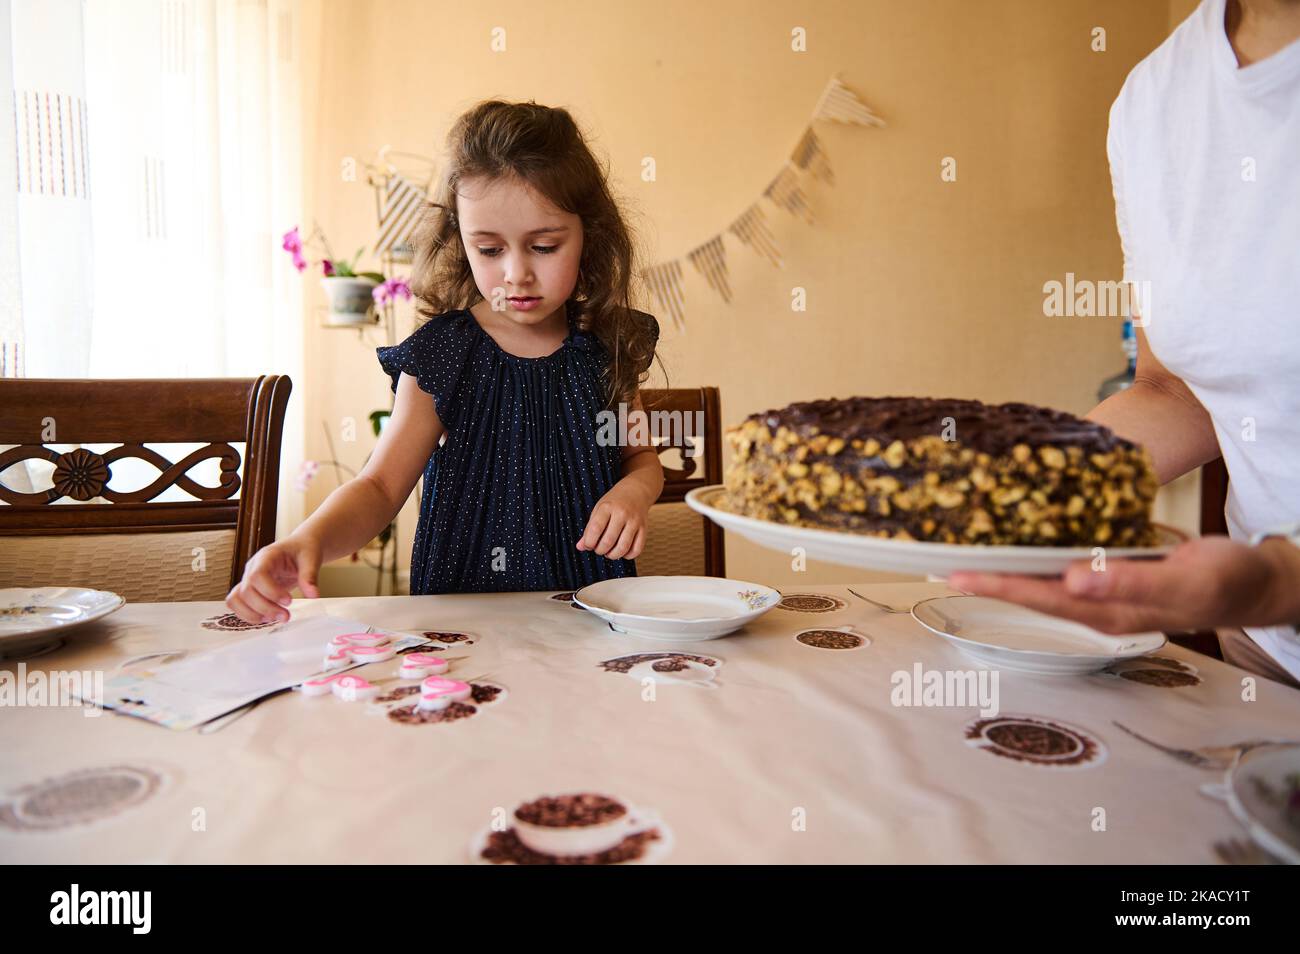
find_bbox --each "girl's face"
[457,175,584,327]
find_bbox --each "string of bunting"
[641,74,883,331]
[367,75,883,327]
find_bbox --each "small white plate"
[1226,744,1300,865]
[910,595,1166,674]
[574,576,781,641]
[686,485,1180,577]
[0,586,125,655]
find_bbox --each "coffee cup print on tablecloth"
[550,592,586,611]
[598,652,722,688]
[473,793,673,865]
[965,715,1107,769]
[1100,655,1203,688]
[776,593,847,613]
[383,681,508,725]
[300,643,507,726]
[0,765,165,831]
[414,630,478,647]
[794,627,871,651]
[200,612,281,633]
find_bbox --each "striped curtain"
[3,0,94,378]
[2,0,308,537]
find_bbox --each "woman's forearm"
[287,474,403,564]
[1088,378,1221,485]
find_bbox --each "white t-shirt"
[1107,0,1300,679]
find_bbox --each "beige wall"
[297,0,1193,594]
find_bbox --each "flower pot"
[321,276,379,325]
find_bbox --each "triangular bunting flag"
[686,235,732,304]
[728,203,783,269]
[812,75,885,127]
[641,260,687,332]
[791,127,834,185]
[764,164,815,225]
[373,172,428,257]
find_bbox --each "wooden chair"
[0,376,292,602]
[635,387,725,578]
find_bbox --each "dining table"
[2,581,1298,864]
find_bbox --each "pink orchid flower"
[373,277,413,307]
[294,460,320,492]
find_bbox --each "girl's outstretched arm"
[226,372,443,622]
[300,372,445,561]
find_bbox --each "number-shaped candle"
[302,672,345,697]
[331,674,379,702]
[419,677,471,711]
[322,648,353,670]
[399,653,450,679]
[300,672,378,702]
[339,631,389,648]
[347,644,396,663]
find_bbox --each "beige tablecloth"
[3,583,1299,863]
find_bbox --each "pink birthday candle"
[301,673,344,697]
[348,644,396,663]
[340,632,389,648]
[332,674,379,702]
[399,653,449,678]
[419,677,471,711]
[322,648,352,670]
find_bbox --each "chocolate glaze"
[755,397,1138,456]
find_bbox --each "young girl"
[227,100,663,623]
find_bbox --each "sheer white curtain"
[4,0,305,534]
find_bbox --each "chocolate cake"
[723,396,1157,547]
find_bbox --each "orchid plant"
[283,224,415,308]
[281,224,385,283]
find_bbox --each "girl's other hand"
[577,484,651,560]
[225,536,322,625]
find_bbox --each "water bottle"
[1097,319,1137,401]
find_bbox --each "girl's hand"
[577,483,652,560]
[225,536,322,625]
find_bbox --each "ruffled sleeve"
[376,310,476,429]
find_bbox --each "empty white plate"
[910,595,1166,674]
[0,586,126,656]
[1226,744,1300,865]
[573,576,781,641]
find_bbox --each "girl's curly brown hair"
[409,99,662,409]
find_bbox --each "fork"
[846,588,913,614]
[1112,721,1221,768]
[1112,721,1295,771]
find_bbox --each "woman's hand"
[225,535,322,624]
[577,482,653,560]
[948,536,1300,635]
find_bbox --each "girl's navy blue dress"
[376,299,657,595]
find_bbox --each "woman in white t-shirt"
[951,0,1300,689]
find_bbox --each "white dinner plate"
[686,484,1180,577]
[910,595,1166,674]
[1226,744,1300,864]
[573,576,781,641]
[0,586,126,655]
